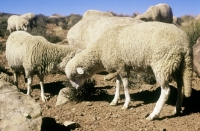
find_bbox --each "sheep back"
[67,10,143,49]
[21,13,35,20]
[6,31,78,75]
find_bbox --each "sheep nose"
[70,80,80,89]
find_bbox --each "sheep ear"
[77,67,84,74]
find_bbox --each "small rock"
[63,121,79,129]
[85,102,93,106]
[55,87,70,106]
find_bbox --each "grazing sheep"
[67,10,143,81]
[21,13,37,29]
[135,3,173,23]
[7,15,29,33]
[65,22,193,120]
[67,10,143,49]
[6,31,80,102]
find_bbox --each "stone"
[55,87,70,106]
[0,80,42,131]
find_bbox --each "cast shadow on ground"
[41,117,80,131]
[19,81,66,96]
[89,85,200,120]
[128,85,200,119]
[20,80,200,119]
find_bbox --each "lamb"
[21,13,37,29]
[135,3,173,23]
[7,15,29,33]
[67,10,143,49]
[65,22,193,120]
[6,31,80,102]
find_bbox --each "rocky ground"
[1,39,200,131]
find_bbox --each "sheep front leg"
[38,75,48,102]
[110,75,121,106]
[146,83,170,120]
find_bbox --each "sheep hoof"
[121,106,128,110]
[146,116,154,121]
[109,101,117,106]
[173,109,181,116]
[146,114,158,121]
[41,96,49,102]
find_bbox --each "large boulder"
[0,80,42,131]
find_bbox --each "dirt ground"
[2,41,200,131]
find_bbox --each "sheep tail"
[182,49,193,97]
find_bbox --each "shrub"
[181,20,200,46]
[62,79,107,103]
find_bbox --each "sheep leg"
[110,75,121,106]
[146,82,170,120]
[173,78,183,115]
[13,72,18,87]
[26,76,33,95]
[121,77,131,110]
[38,75,48,102]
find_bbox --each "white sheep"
[67,10,143,80]
[6,31,80,102]
[135,3,173,23]
[21,13,37,29]
[7,15,29,33]
[67,10,143,49]
[65,22,193,120]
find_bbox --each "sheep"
[65,21,193,120]
[67,10,143,49]
[21,13,37,29]
[135,3,173,23]
[6,31,80,102]
[7,15,29,34]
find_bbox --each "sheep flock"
[4,3,198,121]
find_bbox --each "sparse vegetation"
[181,19,200,46]
[0,13,81,43]
[62,79,107,103]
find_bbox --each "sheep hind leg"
[146,81,170,120]
[38,75,48,102]
[173,73,184,115]
[121,77,131,110]
[13,72,18,87]
[110,75,121,106]
[26,76,33,95]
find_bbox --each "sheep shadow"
[41,117,80,131]
[31,81,66,96]
[86,86,115,102]
[128,85,200,118]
